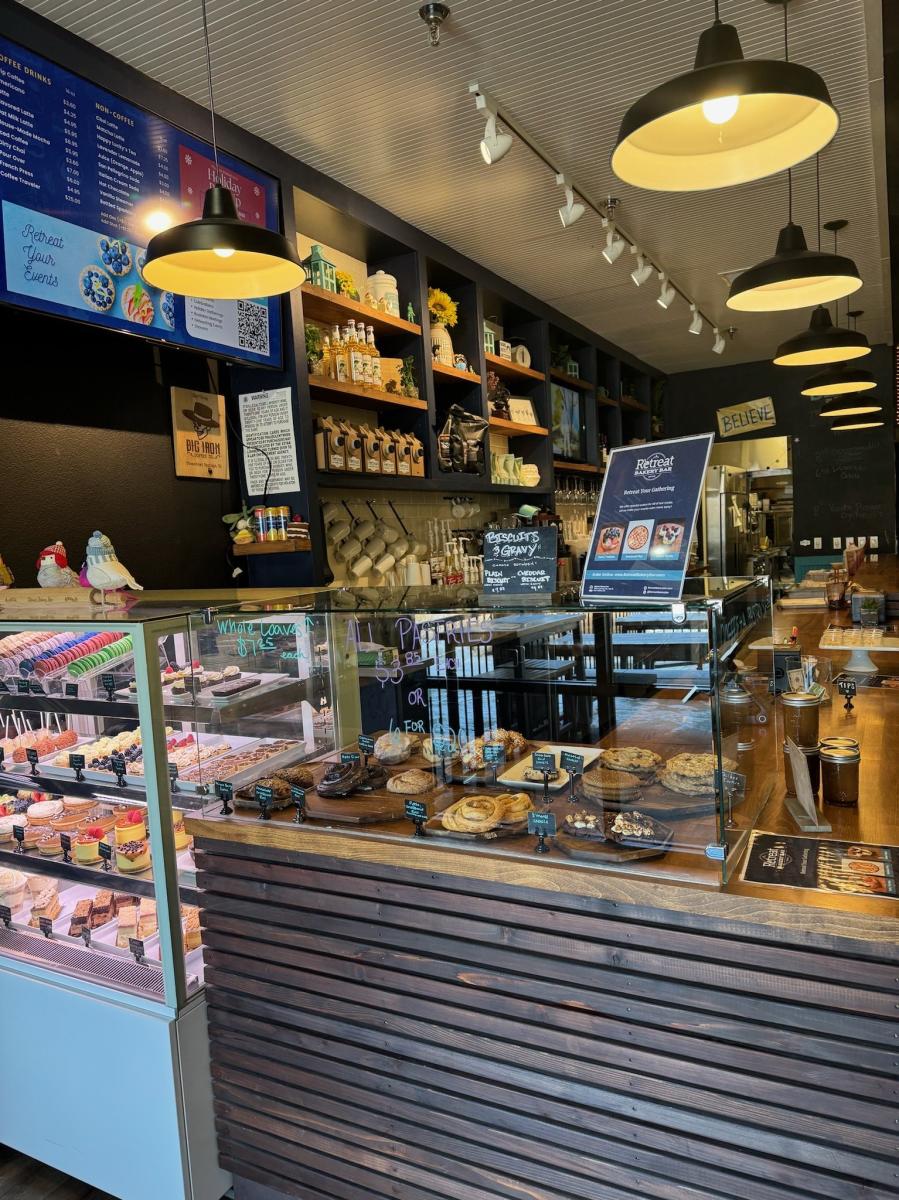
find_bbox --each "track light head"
[601,223,626,263]
[712,327,726,355]
[688,304,703,335]
[630,250,654,286]
[480,113,512,164]
[556,174,585,227]
[657,273,676,309]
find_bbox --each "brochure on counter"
[581,433,714,603]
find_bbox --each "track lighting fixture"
[712,328,726,355]
[556,174,585,227]
[817,395,882,418]
[801,361,876,397]
[611,0,838,192]
[688,304,703,335]
[480,113,513,164]
[601,221,626,264]
[657,274,676,309]
[630,251,654,286]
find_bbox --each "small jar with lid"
[783,744,820,796]
[780,692,821,748]
[820,744,861,807]
[819,736,859,751]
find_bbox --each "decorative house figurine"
[301,244,337,293]
[483,323,496,355]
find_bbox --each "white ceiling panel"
[18,0,891,372]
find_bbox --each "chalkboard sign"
[559,751,584,774]
[340,751,361,765]
[128,937,145,961]
[38,916,53,937]
[26,747,39,767]
[531,751,556,773]
[404,798,428,822]
[16,680,28,695]
[358,735,375,756]
[65,683,79,698]
[28,680,44,696]
[0,680,8,694]
[0,904,11,926]
[528,810,557,836]
[483,743,506,765]
[482,527,558,595]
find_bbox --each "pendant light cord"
[783,0,789,62]
[200,0,220,182]
[713,0,720,22]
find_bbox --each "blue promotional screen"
[581,434,714,602]
[0,35,282,367]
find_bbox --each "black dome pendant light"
[801,360,876,396]
[143,0,304,300]
[611,0,838,193]
[830,413,885,431]
[817,390,881,418]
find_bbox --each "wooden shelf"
[550,368,593,392]
[620,394,649,411]
[308,373,427,412]
[301,283,421,338]
[489,417,549,438]
[484,353,545,383]
[432,360,481,384]
[553,459,600,474]
[232,540,311,556]
[317,471,424,490]
[597,393,619,409]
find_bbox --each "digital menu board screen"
[0,35,282,366]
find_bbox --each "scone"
[385,769,433,795]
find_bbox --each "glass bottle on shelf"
[367,325,382,389]
[347,320,365,386]
[320,335,332,380]
[332,324,349,383]
[360,325,373,388]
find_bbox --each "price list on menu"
[0,35,282,366]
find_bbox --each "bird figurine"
[36,541,79,588]
[84,531,143,600]
[0,554,13,589]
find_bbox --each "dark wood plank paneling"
[195,837,899,1200]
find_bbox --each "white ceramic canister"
[366,270,400,316]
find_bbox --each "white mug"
[390,536,410,559]
[381,524,401,545]
[373,552,396,575]
[349,554,373,577]
[322,502,341,524]
[410,541,429,559]
[336,536,362,561]
[327,519,351,543]
[352,518,376,541]
[364,535,386,561]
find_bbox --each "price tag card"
[12,825,25,844]
[64,683,79,698]
[0,747,5,768]
[0,679,8,694]
[59,833,72,854]
[358,734,375,756]
[215,780,233,801]
[68,753,85,772]
[168,763,179,783]
[38,916,53,937]
[111,753,126,775]
[483,743,506,765]
[340,751,361,765]
[0,904,11,924]
[404,798,428,823]
[98,841,113,862]
[291,785,306,806]
[559,751,585,775]
[254,784,274,807]
[25,748,39,767]
[16,680,29,695]
[527,810,557,836]
[721,769,746,802]
[838,679,857,698]
[531,751,556,773]
[128,937,145,960]
[100,673,116,693]
[28,681,44,696]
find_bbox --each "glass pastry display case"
[177,577,775,887]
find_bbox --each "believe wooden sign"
[716,396,776,437]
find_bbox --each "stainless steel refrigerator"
[704,464,753,577]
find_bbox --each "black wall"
[665,344,897,556]
[0,305,243,588]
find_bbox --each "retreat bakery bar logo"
[633,450,675,482]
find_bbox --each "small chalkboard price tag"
[531,750,556,773]
[405,798,428,837]
[358,734,375,759]
[838,678,857,711]
[64,682,79,698]
[100,673,116,701]
[59,832,72,863]
[98,841,113,871]
[128,936,145,963]
[215,780,233,816]
[80,926,92,949]
[483,741,505,782]
[168,762,179,792]
[28,680,44,696]
[0,747,5,769]
[25,747,39,776]
[12,825,25,853]
[340,751,361,765]
[0,678,8,694]
[111,753,127,787]
[255,783,274,821]
[38,916,53,938]
[528,809,557,854]
[68,753,85,782]
[16,679,29,695]
[291,785,306,824]
[560,751,584,801]
[721,769,746,800]
[0,904,12,927]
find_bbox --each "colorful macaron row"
[20,631,125,677]
[66,633,134,678]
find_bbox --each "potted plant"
[860,596,881,628]
[335,270,360,301]
[305,323,324,375]
[427,286,458,366]
[400,356,419,399]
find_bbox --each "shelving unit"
[553,459,601,474]
[489,416,549,438]
[485,353,545,383]
[432,360,481,384]
[232,540,311,556]
[307,373,428,412]
[550,367,593,392]
[300,282,421,337]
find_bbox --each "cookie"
[385,768,433,795]
[374,732,418,765]
[601,747,661,782]
[523,766,560,782]
[580,767,641,801]
[659,753,737,796]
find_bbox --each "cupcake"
[37,830,62,857]
[74,825,104,864]
[0,867,28,912]
[222,665,241,680]
[172,812,191,851]
[114,809,146,844]
[116,838,151,873]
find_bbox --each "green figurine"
[406,301,416,323]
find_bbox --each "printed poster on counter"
[742,832,898,899]
[170,387,229,480]
[0,34,281,366]
[238,387,300,496]
[581,433,713,603]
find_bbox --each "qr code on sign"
[237,299,270,356]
